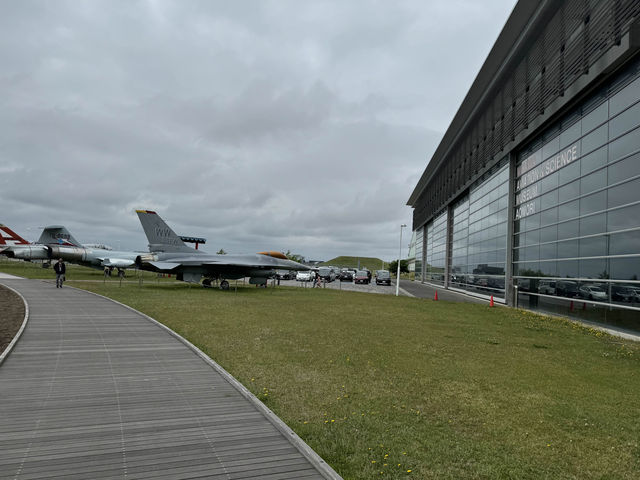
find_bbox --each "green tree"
[388,259,409,276]
[284,250,306,263]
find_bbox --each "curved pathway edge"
[75,285,342,480]
[0,283,29,366]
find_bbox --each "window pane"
[543,135,560,159]
[609,125,640,162]
[581,169,607,195]
[579,236,607,257]
[609,76,640,116]
[540,225,557,243]
[541,173,558,192]
[608,151,640,185]
[609,100,640,138]
[581,146,608,175]
[580,191,606,216]
[559,200,579,221]
[539,260,557,277]
[582,101,608,134]
[580,213,606,236]
[608,177,640,209]
[609,230,640,255]
[557,260,579,278]
[608,204,640,231]
[559,180,580,203]
[540,190,558,210]
[525,213,540,231]
[560,121,581,148]
[540,207,558,227]
[581,124,608,154]
[610,257,640,281]
[540,242,557,260]
[558,239,579,258]
[579,258,608,279]
[558,219,579,240]
[559,159,581,185]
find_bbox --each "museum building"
[408,1,640,332]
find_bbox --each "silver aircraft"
[135,209,308,289]
[0,224,48,260]
[1,224,140,276]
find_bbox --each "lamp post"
[396,224,407,296]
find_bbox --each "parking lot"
[278,277,400,295]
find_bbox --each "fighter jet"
[1,224,140,276]
[38,226,141,276]
[0,224,48,260]
[135,209,309,289]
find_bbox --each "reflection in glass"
[608,204,640,231]
[610,257,640,281]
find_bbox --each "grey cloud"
[0,0,516,260]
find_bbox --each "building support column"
[444,204,453,289]
[505,152,517,307]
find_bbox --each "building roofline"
[408,0,556,207]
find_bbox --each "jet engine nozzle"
[135,253,158,267]
[49,245,85,261]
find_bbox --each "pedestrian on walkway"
[54,258,66,288]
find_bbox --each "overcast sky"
[1,0,516,261]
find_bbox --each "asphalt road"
[278,278,487,304]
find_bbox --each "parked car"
[375,270,391,286]
[556,280,579,298]
[354,270,370,284]
[538,280,556,295]
[317,267,336,282]
[628,286,640,303]
[611,285,636,302]
[277,270,295,280]
[578,285,608,301]
[296,271,315,282]
[339,270,353,282]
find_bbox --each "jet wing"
[148,261,182,271]
[100,258,136,268]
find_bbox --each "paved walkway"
[398,280,488,304]
[0,279,339,480]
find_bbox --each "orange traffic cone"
[490,295,494,307]
[434,290,438,301]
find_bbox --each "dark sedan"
[375,270,391,286]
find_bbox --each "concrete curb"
[0,282,30,366]
[72,286,343,480]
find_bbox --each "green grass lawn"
[2,259,639,479]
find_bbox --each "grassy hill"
[320,256,388,271]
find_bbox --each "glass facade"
[424,211,447,285]
[514,65,640,331]
[411,56,640,332]
[449,160,509,299]
[414,226,424,282]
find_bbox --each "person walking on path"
[54,258,66,288]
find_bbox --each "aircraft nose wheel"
[220,280,230,290]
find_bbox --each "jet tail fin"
[0,224,31,246]
[37,226,82,247]
[136,210,195,253]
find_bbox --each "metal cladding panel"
[411,0,640,230]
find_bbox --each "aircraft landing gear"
[220,280,230,291]
[117,268,125,278]
[202,278,212,288]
